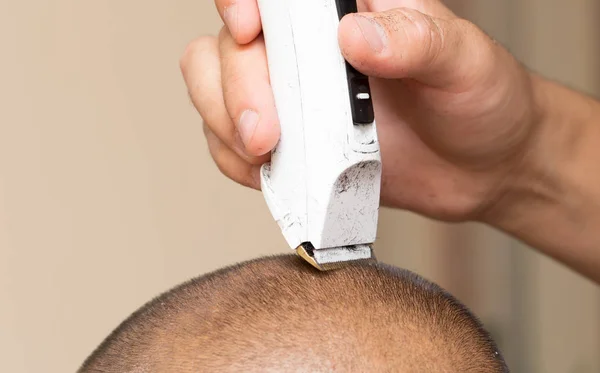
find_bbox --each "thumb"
[338,8,495,89]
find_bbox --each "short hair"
[80,255,508,372]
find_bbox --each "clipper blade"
[296,242,376,271]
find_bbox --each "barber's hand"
[181,0,540,222]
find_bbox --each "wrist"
[482,74,600,281]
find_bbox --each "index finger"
[215,0,262,45]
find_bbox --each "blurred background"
[1,0,599,372]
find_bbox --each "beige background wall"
[0,1,598,372]
[0,2,286,372]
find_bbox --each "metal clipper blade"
[296,242,376,271]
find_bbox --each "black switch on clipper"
[349,76,375,124]
[336,0,375,125]
[335,0,358,17]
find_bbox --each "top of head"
[80,255,508,372]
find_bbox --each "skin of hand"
[180,0,600,282]
[181,0,539,221]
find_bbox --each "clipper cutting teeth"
[296,242,376,271]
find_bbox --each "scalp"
[80,255,508,372]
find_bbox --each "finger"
[362,0,455,18]
[219,28,280,157]
[214,0,262,45]
[339,7,496,89]
[180,35,269,165]
[204,124,262,190]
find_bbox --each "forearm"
[486,75,600,283]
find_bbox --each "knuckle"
[396,8,445,66]
[424,18,445,68]
[456,18,491,50]
[454,18,497,68]
[180,36,216,72]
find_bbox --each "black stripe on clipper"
[335,0,375,125]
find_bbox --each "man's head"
[80,255,507,372]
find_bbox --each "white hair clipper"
[258,0,382,270]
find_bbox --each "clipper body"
[258,0,382,270]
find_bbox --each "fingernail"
[354,15,387,53]
[238,110,259,147]
[223,3,239,38]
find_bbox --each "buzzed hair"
[80,255,508,372]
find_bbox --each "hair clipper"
[257,0,382,270]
